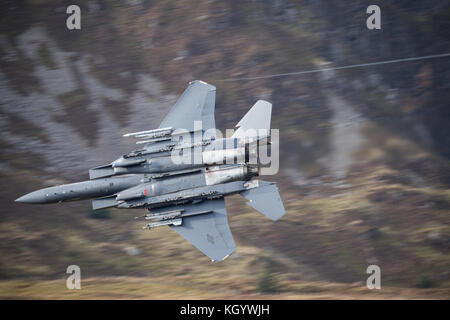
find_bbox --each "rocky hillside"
[0,0,449,298]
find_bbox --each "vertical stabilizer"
[232,100,272,141]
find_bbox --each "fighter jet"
[15,80,285,261]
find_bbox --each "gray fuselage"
[15,175,144,204]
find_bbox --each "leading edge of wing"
[159,80,216,134]
[152,198,236,261]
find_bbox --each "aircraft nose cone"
[15,190,47,204]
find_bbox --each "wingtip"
[188,80,216,90]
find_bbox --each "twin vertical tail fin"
[240,180,285,221]
[231,100,272,142]
[234,102,284,220]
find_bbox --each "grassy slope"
[1,277,449,300]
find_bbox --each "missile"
[145,210,182,221]
[143,209,213,229]
[123,127,173,138]
[143,218,182,229]
[135,137,172,145]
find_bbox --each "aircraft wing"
[150,198,236,261]
[159,80,216,135]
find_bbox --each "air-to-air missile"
[15,80,285,261]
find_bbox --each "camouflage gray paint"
[15,80,285,262]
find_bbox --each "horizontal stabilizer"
[240,180,285,221]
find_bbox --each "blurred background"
[0,0,449,299]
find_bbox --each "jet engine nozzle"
[202,147,246,165]
[247,165,260,178]
[204,164,257,185]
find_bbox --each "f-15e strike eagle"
[16,80,286,261]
